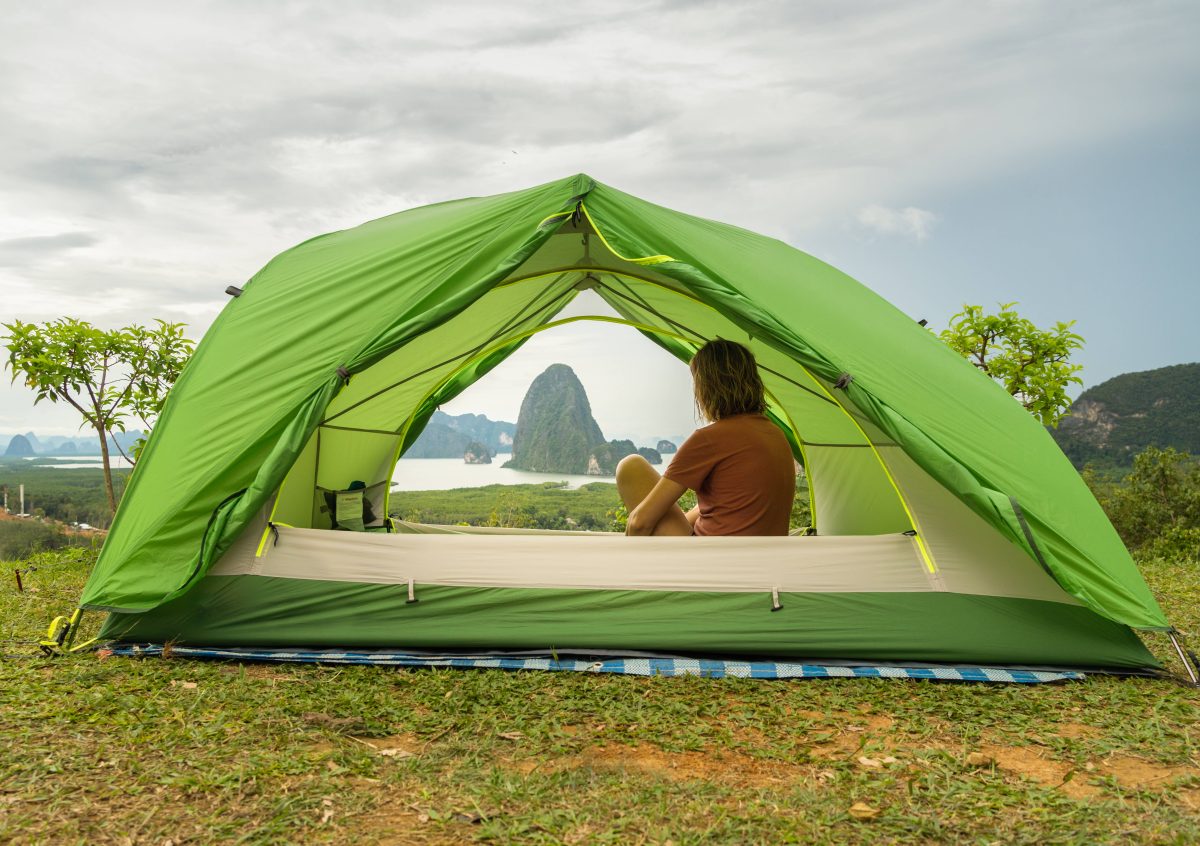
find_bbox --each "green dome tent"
[85,174,1169,669]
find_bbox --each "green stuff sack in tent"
[85,174,1172,671]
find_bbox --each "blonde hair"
[690,339,766,422]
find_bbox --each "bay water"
[19,453,675,491]
[391,453,675,490]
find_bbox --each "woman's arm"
[626,475,688,536]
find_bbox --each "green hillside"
[1052,362,1200,470]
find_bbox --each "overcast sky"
[2,1,1198,443]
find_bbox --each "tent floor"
[97,574,1161,670]
[100,643,1106,683]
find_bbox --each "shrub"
[1087,446,1200,561]
[0,520,76,560]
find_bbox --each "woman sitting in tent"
[617,339,795,536]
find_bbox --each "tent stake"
[1167,631,1198,686]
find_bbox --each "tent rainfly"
[82,174,1172,670]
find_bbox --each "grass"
[1,551,1197,845]
[390,482,626,531]
[391,479,807,533]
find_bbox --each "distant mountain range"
[1051,362,1200,470]
[3,411,683,468]
[14,360,1189,476]
[404,411,515,460]
[1,430,146,458]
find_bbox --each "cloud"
[856,204,939,241]
[0,231,99,266]
[0,0,1197,432]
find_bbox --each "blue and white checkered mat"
[103,644,1084,683]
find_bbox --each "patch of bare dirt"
[306,739,336,756]
[561,823,601,844]
[807,713,898,760]
[773,707,894,731]
[347,799,452,846]
[973,743,1200,801]
[348,733,425,758]
[791,708,828,721]
[729,709,1199,805]
[510,742,812,788]
[496,703,1200,814]
[1100,755,1196,790]
[341,776,498,846]
[725,708,897,761]
[978,743,1101,799]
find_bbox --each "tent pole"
[1167,631,1198,685]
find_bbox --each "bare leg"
[615,454,693,536]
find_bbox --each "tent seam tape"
[579,202,674,265]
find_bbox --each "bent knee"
[616,453,652,479]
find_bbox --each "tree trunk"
[97,424,117,515]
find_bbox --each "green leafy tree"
[1086,446,1200,560]
[789,474,812,532]
[939,303,1084,426]
[606,501,629,533]
[3,318,194,514]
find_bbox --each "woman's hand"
[626,476,688,535]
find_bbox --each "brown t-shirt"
[664,413,795,536]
